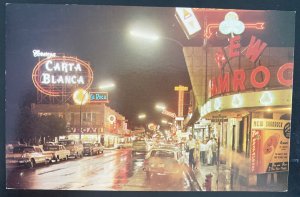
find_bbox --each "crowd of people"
[186,135,218,170]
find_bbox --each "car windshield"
[43,146,59,151]
[13,147,35,153]
[83,143,92,147]
[59,140,75,146]
[150,150,175,158]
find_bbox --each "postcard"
[5,4,295,192]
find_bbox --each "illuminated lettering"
[218,73,230,94]
[245,36,267,63]
[45,60,53,71]
[229,35,241,58]
[210,78,218,97]
[40,74,85,85]
[233,69,246,91]
[250,66,270,88]
[277,63,294,86]
[41,73,50,84]
[74,63,82,72]
[56,76,64,84]
[71,76,76,84]
[215,48,227,69]
[77,76,84,84]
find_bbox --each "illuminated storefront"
[31,103,130,147]
[178,9,294,188]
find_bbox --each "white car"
[6,145,52,168]
[43,145,70,162]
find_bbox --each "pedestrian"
[206,138,213,165]
[200,140,207,165]
[212,138,218,165]
[186,135,196,169]
[193,139,201,169]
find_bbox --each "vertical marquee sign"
[32,56,94,96]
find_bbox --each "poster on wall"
[250,119,290,174]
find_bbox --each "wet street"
[6,149,192,191]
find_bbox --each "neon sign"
[90,92,109,103]
[32,49,56,58]
[209,35,293,98]
[32,56,93,96]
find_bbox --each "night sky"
[5,4,295,140]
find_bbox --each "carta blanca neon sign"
[89,92,109,103]
[32,56,93,96]
[41,60,84,85]
[209,35,294,98]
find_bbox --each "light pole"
[73,89,89,142]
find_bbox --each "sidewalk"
[184,153,288,191]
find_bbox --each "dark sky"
[5,4,193,139]
[5,4,295,140]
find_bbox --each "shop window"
[92,113,96,122]
[280,113,291,120]
[263,112,273,119]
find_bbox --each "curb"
[183,164,202,191]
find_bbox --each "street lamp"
[129,29,183,47]
[99,82,116,91]
[138,113,146,119]
[73,88,89,142]
[155,103,166,111]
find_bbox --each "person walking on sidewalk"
[211,138,218,165]
[200,140,208,165]
[193,139,201,169]
[186,135,196,169]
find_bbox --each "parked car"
[132,140,149,155]
[143,147,185,182]
[43,144,70,162]
[6,145,52,168]
[58,139,83,158]
[83,142,104,156]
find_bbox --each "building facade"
[183,37,293,188]
[31,103,131,147]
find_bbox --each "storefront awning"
[184,107,200,127]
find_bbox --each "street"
[6,149,193,191]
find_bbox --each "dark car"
[83,142,104,156]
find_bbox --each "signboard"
[250,119,290,174]
[162,110,177,118]
[209,35,293,98]
[32,56,93,96]
[175,117,184,121]
[174,85,189,91]
[175,8,201,39]
[32,49,56,58]
[90,92,109,103]
[67,127,99,133]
